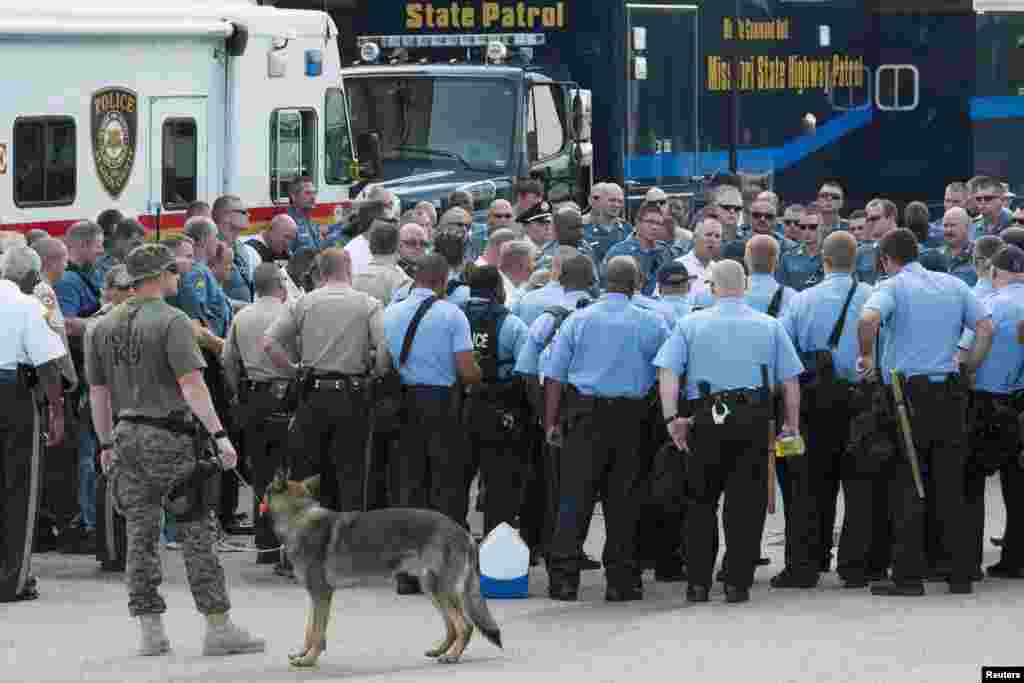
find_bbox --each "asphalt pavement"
[2,478,1023,683]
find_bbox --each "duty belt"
[311,374,366,392]
[244,378,292,399]
[117,413,197,436]
[691,387,765,424]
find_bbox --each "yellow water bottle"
[775,433,806,458]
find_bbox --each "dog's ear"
[301,474,321,499]
[270,468,288,494]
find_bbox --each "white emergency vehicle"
[0,1,359,236]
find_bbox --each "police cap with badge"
[517,201,552,226]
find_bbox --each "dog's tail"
[463,546,503,649]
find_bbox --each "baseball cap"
[517,201,552,224]
[656,260,695,286]
[991,245,1024,274]
[125,244,176,283]
[645,187,668,203]
[104,263,134,290]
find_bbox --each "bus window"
[270,109,317,201]
[14,117,76,207]
[162,118,197,209]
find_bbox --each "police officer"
[655,261,695,321]
[264,249,389,514]
[856,228,994,596]
[602,202,675,294]
[460,265,529,534]
[655,260,804,604]
[962,245,1024,579]
[511,245,577,326]
[542,256,671,602]
[777,205,824,292]
[535,207,601,288]
[745,235,796,316]
[89,265,135,573]
[383,253,482,594]
[0,247,66,603]
[223,263,296,566]
[513,254,597,569]
[87,244,264,656]
[776,232,873,587]
[583,182,630,266]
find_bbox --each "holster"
[845,383,900,477]
[969,391,1021,475]
[293,366,315,404]
[372,371,405,433]
[464,379,526,442]
[164,426,220,522]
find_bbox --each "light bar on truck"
[358,33,546,50]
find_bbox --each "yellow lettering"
[482,2,499,28]
[557,2,565,27]
[406,3,423,29]
[516,2,527,27]
[723,17,733,39]
[436,7,449,28]
[542,6,556,27]
[462,5,475,27]
[527,6,541,27]
[501,6,515,28]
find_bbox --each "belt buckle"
[270,382,287,400]
[712,400,731,425]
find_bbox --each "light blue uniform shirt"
[383,287,473,387]
[542,292,670,398]
[515,290,592,377]
[632,293,677,328]
[535,241,601,290]
[958,278,997,350]
[173,261,232,338]
[512,281,565,327]
[781,273,873,383]
[974,282,1024,394]
[863,262,989,384]
[659,294,693,322]
[653,298,805,400]
[461,298,529,382]
[746,273,796,317]
[391,273,470,308]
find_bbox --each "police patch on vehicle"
[91,87,138,199]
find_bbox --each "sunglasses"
[865,215,882,223]
[652,199,667,206]
[165,263,179,275]
[752,212,776,221]
[718,204,743,213]
[230,208,249,216]
[799,224,818,231]
[818,192,843,200]
[401,239,427,248]
[493,213,513,219]
[783,219,799,226]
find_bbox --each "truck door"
[149,97,207,222]
[526,81,575,202]
[624,2,699,190]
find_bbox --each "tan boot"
[138,614,172,656]
[202,612,266,656]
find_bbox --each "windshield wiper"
[394,145,473,171]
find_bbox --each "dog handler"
[87,244,264,656]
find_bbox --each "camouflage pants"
[111,422,230,617]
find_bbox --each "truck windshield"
[346,76,517,172]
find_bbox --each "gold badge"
[91,87,138,199]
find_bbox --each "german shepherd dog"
[261,470,503,669]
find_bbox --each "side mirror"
[356,131,382,179]
[571,93,584,142]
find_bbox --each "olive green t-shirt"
[85,297,206,419]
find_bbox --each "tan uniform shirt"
[265,283,390,376]
[34,280,77,387]
[222,296,296,394]
[352,255,412,306]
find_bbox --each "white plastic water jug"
[479,522,529,599]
